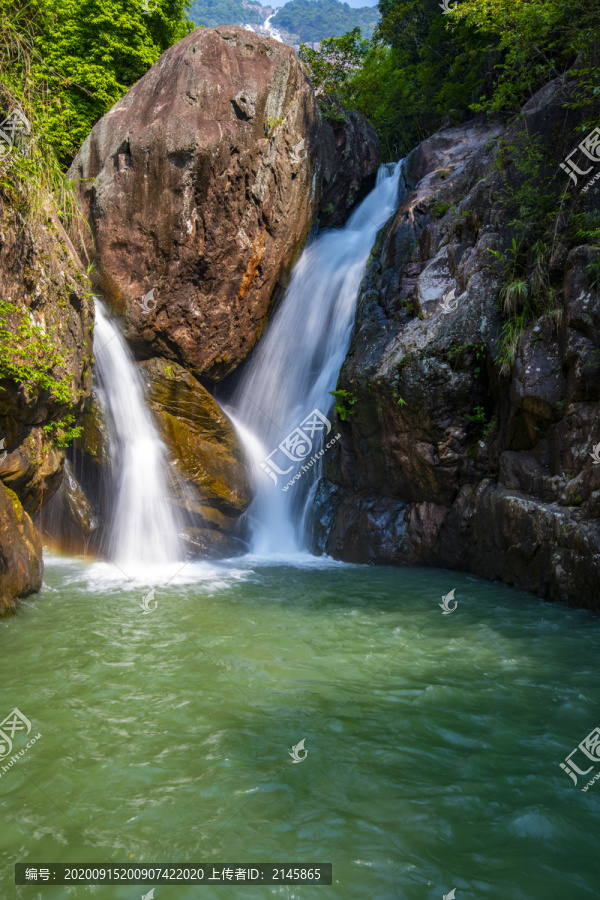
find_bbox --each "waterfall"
[264,13,284,42]
[93,300,181,570]
[229,161,404,555]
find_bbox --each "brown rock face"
[0,486,43,616]
[0,196,94,515]
[137,358,252,534]
[0,180,93,611]
[68,26,330,380]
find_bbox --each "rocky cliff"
[314,78,600,611]
[0,185,94,614]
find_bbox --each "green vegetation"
[301,0,600,160]
[430,200,452,220]
[0,301,83,448]
[0,0,197,447]
[265,114,285,136]
[485,134,600,376]
[274,0,378,43]
[188,0,262,28]
[329,388,357,420]
[1,0,194,167]
[465,405,496,439]
[300,27,368,96]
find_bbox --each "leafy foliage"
[329,388,357,420]
[300,27,368,95]
[0,301,84,447]
[301,0,600,160]
[1,0,194,166]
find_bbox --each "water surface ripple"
[1,559,599,898]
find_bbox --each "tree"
[29,0,194,163]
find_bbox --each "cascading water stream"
[93,300,181,571]
[229,161,404,554]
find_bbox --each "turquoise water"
[1,556,600,899]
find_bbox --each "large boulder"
[68,26,348,380]
[318,107,381,227]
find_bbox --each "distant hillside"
[272,0,378,42]
[188,0,265,28]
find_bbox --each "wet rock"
[33,461,101,557]
[0,181,94,609]
[0,195,94,514]
[0,485,43,616]
[137,358,252,533]
[180,527,247,560]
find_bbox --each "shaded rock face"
[34,459,101,557]
[69,27,334,380]
[0,486,42,616]
[318,109,381,228]
[0,189,94,611]
[313,84,600,610]
[137,358,252,537]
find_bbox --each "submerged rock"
[68,26,366,381]
[180,526,247,560]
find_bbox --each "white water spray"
[93,300,181,570]
[230,162,404,554]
